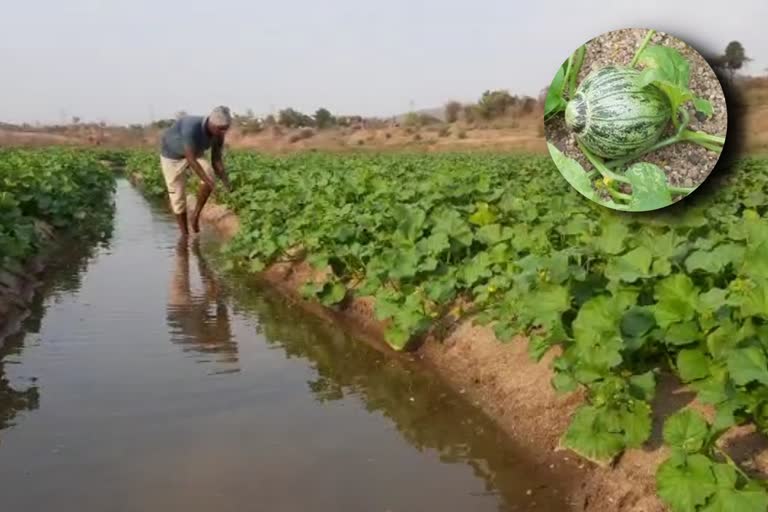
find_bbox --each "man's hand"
[184,146,215,189]
[220,173,233,192]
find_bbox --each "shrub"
[438,126,450,137]
[478,89,517,119]
[279,108,314,128]
[444,101,462,123]
[463,105,481,124]
[314,108,336,129]
[456,130,467,139]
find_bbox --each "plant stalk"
[630,29,656,68]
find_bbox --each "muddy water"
[0,180,573,511]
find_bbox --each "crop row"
[0,148,116,270]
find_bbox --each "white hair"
[208,106,232,127]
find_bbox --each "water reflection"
[0,224,113,442]
[224,274,571,510]
[166,239,238,369]
[0,336,39,434]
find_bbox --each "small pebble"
[526,489,533,496]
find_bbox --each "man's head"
[206,106,232,137]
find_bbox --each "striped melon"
[565,66,671,159]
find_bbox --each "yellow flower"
[603,176,614,186]
[488,286,497,293]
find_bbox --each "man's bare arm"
[184,146,215,189]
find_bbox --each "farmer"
[160,106,233,237]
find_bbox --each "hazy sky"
[2,0,766,124]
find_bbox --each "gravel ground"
[544,28,728,205]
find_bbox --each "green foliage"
[657,410,768,512]
[278,108,314,128]
[125,147,768,510]
[126,151,166,198]
[0,148,115,268]
[477,89,516,119]
[314,108,336,129]
[637,45,713,123]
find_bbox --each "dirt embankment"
[190,197,768,512]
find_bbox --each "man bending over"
[160,106,233,237]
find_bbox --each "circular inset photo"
[544,28,727,212]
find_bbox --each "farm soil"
[192,195,766,511]
[545,28,728,198]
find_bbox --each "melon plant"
[545,29,726,212]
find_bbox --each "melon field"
[4,147,768,510]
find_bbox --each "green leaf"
[431,208,474,246]
[665,321,702,346]
[385,325,411,350]
[469,202,497,226]
[677,349,711,383]
[711,463,738,488]
[621,307,656,337]
[422,232,451,255]
[424,275,457,303]
[605,246,653,282]
[693,97,714,118]
[622,401,653,448]
[319,281,347,305]
[396,206,426,241]
[547,142,599,203]
[626,162,673,211]
[460,251,492,286]
[698,288,729,315]
[561,405,625,463]
[629,371,657,401]
[525,284,570,324]
[726,346,768,386]
[595,217,630,255]
[656,454,717,512]
[544,62,568,118]
[389,249,421,280]
[552,372,578,393]
[685,244,745,274]
[663,409,710,453]
[573,295,626,345]
[476,224,514,245]
[654,274,699,329]
[637,45,691,88]
[703,487,768,512]
[707,320,740,360]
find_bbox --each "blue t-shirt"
[161,116,213,159]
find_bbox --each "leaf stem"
[608,188,632,202]
[668,185,696,195]
[714,446,753,482]
[630,29,656,68]
[577,141,631,184]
